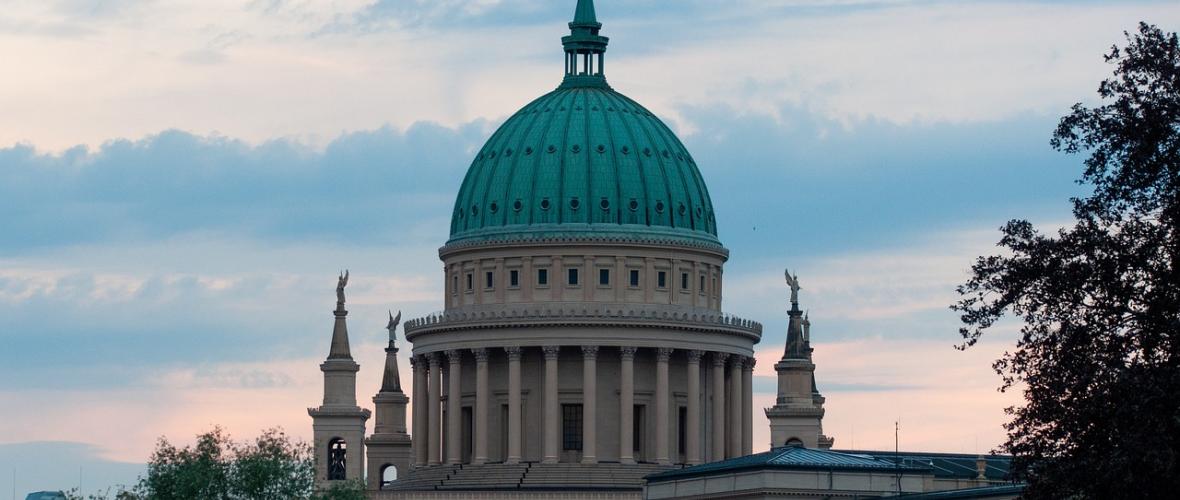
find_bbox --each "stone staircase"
[386,464,460,490]
[387,462,680,491]
[439,463,530,490]
[521,463,676,490]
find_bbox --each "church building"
[307,1,1023,498]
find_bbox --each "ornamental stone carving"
[581,345,600,359]
[505,346,523,361]
[620,346,638,360]
[542,345,561,360]
[656,347,674,362]
[471,348,489,362]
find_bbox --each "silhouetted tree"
[954,22,1179,499]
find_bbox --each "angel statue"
[784,268,801,304]
[336,270,350,306]
[386,310,402,342]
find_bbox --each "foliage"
[132,426,328,500]
[311,480,366,500]
[62,487,139,500]
[953,22,1179,499]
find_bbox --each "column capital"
[471,347,489,363]
[427,352,442,367]
[619,346,638,360]
[505,346,523,361]
[744,357,756,371]
[581,345,599,359]
[686,349,705,363]
[656,347,674,362]
[445,349,462,364]
[542,345,561,360]
[712,352,729,367]
[409,355,417,368]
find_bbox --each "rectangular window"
[452,275,458,294]
[681,272,689,290]
[678,407,687,458]
[657,271,667,289]
[568,268,579,286]
[466,273,473,291]
[629,269,640,287]
[486,271,494,290]
[599,268,610,286]
[509,270,520,288]
[700,274,706,294]
[633,404,645,454]
[562,404,584,451]
[537,268,549,286]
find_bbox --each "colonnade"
[409,346,754,467]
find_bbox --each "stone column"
[446,349,462,464]
[711,352,728,462]
[542,346,561,464]
[729,357,743,458]
[472,348,489,465]
[655,348,673,465]
[685,350,703,465]
[412,356,427,467]
[505,347,523,464]
[742,358,755,455]
[581,346,599,464]
[427,353,442,465]
[619,346,637,464]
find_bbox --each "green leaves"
[133,427,322,500]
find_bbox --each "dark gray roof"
[833,450,1013,481]
[25,492,67,500]
[896,484,1026,499]
[646,445,930,482]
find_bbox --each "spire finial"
[573,0,599,26]
[561,0,609,88]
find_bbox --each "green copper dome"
[447,0,720,249]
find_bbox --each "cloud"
[0,441,143,497]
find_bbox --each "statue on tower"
[386,310,401,344]
[784,268,801,305]
[336,270,349,308]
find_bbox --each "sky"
[2,0,1179,495]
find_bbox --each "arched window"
[785,437,804,448]
[381,464,398,486]
[328,438,347,480]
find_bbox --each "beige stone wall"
[441,242,727,311]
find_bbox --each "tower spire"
[766,267,833,449]
[366,309,412,490]
[328,270,352,360]
[561,0,610,88]
[380,311,403,392]
[309,271,370,488]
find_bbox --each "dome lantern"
[561,0,610,89]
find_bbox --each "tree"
[953,23,1179,499]
[128,427,362,500]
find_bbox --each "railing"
[404,303,762,338]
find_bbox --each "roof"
[447,0,720,250]
[833,450,1013,481]
[645,445,931,483]
[897,484,1027,499]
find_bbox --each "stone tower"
[365,311,413,490]
[308,271,371,488]
[765,270,834,449]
